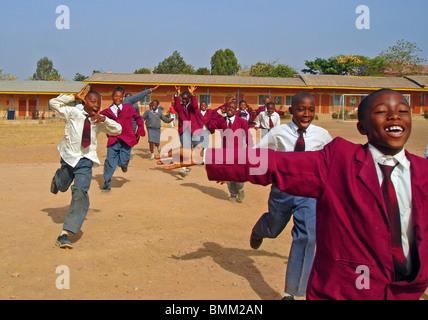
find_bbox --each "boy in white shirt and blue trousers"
[250,92,332,299]
[49,86,122,249]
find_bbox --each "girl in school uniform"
[142,100,173,159]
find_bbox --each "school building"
[1,74,427,119]
[83,73,428,115]
[0,81,86,119]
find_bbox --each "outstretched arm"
[124,85,159,105]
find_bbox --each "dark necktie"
[269,115,274,129]
[81,115,91,148]
[117,107,121,118]
[379,164,407,281]
[294,129,305,152]
[228,118,232,128]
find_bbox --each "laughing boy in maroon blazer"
[157,89,428,300]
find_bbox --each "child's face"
[113,91,124,106]
[239,102,247,110]
[200,102,208,111]
[151,102,158,110]
[357,91,411,155]
[226,103,237,117]
[264,98,270,105]
[84,93,101,117]
[289,96,315,131]
[181,94,190,105]
[267,105,275,115]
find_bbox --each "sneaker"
[281,294,295,300]
[150,153,155,160]
[179,170,187,178]
[50,176,58,194]
[250,232,263,250]
[102,188,111,193]
[228,196,237,203]
[121,166,128,173]
[55,234,73,249]
[236,189,245,203]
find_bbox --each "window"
[285,95,293,106]
[333,95,341,106]
[199,94,211,106]
[140,94,151,106]
[258,95,270,105]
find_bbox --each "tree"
[73,73,87,81]
[32,57,61,81]
[247,61,298,77]
[0,69,17,81]
[134,67,152,74]
[379,39,426,76]
[302,55,388,76]
[153,51,195,74]
[196,67,210,75]
[210,49,240,75]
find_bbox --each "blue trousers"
[54,157,93,234]
[103,140,131,190]
[252,185,316,297]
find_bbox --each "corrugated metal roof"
[405,75,428,87]
[84,73,306,87]
[0,80,86,93]
[299,75,423,89]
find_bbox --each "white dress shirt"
[110,103,123,117]
[255,111,281,129]
[368,144,414,274]
[49,94,122,168]
[256,120,332,152]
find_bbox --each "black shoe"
[250,233,263,250]
[55,234,73,249]
[121,166,128,173]
[50,176,58,194]
[281,294,295,300]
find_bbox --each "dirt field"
[0,116,427,300]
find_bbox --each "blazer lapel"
[355,144,389,223]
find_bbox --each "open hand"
[188,85,197,95]
[75,85,91,103]
[152,85,160,91]
[175,86,181,96]
[91,114,106,124]
[155,147,204,170]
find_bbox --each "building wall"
[0,94,56,119]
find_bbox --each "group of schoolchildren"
[49,83,428,300]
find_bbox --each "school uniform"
[49,94,122,234]
[253,121,332,297]
[204,137,428,300]
[173,95,199,148]
[207,115,253,199]
[193,108,222,149]
[255,111,281,138]
[236,108,256,127]
[100,103,145,190]
[123,88,152,132]
[256,105,285,116]
[142,107,170,144]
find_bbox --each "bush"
[424,109,428,119]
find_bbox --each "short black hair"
[291,92,315,107]
[86,90,101,100]
[266,101,275,108]
[152,100,159,105]
[357,88,408,121]
[112,86,125,96]
[181,91,191,98]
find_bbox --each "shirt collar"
[289,120,310,134]
[227,115,235,123]
[368,143,410,171]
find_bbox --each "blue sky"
[0,0,427,80]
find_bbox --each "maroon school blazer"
[100,104,145,147]
[207,116,253,149]
[173,95,199,135]
[205,137,428,300]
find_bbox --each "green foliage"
[73,73,87,81]
[153,51,195,74]
[210,49,240,75]
[134,68,152,74]
[196,67,210,75]
[379,39,426,76]
[424,109,428,120]
[32,57,61,81]
[247,61,297,77]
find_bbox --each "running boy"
[50,85,122,248]
[157,89,428,300]
[251,92,332,300]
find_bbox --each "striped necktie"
[81,115,91,148]
[379,164,407,281]
[294,129,305,152]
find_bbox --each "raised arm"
[124,85,159,105]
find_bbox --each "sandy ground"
[0,116,427,300]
